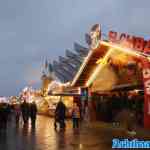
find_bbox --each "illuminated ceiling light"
[78,87,81,94]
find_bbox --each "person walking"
[0,103,10,130]
[55,100,66,131]
[14,103,21,125]
[21,100,30,125]
[29,101,37,128]
[72,102,80,130]
[84,105,90,127]
[54,107,59,130]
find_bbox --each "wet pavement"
[0,115,150,150]
[0,115,112,150]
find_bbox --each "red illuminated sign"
[141,59,150,128]
[108,31,150,54]
[108,30,150,129]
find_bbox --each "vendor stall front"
[71,24,150,129]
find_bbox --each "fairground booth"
[38,79,80,117]
[71,24,150,129]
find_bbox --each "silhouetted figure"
[21,101,30,125]
[29,102,37,128]
[55,100,66,130]
[14,104,21,125]
[72,102,80,129]
[54,108,59,130]
[0,103,10,130]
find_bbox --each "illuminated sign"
[108,31,150,54]
[85,24,101,49]
[143,68,150,95]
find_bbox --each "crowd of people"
[0,98,89,133]
[54,100,89,132]
[0,100,37,131]
[53,94,143,135]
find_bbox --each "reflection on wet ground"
[0,116,112,150]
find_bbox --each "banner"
[142,58,150,128]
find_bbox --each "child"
[72,102,80,129]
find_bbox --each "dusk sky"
[0,0,150,96]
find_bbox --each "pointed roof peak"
[74,42,88,50]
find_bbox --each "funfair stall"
[71,24,150,129]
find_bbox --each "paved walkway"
[0,115,150,150]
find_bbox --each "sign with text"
[142,58,150,128]
[108,31,150,54]
[108,30,150,128]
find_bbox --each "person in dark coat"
[55,100,66,130]
[14,104,21,125]
[0,104,3,130]
[21,100,30,125]
[54,107,59,130]
[0,103,10,130]
[29,101,37,127]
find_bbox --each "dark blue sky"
[0,0,150,96]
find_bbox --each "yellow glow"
[86,48,114,87]
[71,50,93,86]
[86,40,150,87]
[78,87,81,94]
[73,40,150,88]
[90,65,118,92]
[148,57,150,61]
[101,41,150,63]
[100,41,142,58]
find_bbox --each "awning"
[111,83,143,91]
[71,42,109,87]
[71,40,145,90]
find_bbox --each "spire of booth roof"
[48,62,53,73]
[59,56,77,73]
[65,49,82,62]
[53,60,73,81]
[45,59,48,69]
[74,42,89,57]
[74,42,88,51]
